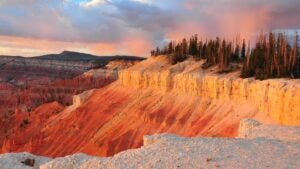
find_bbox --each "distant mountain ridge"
[0,51,145,69]
[0,51,145,84]
[1,50,145,62]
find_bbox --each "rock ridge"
[119,57,300,125]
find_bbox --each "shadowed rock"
[21,158,35,167]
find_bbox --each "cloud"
[131,0,152,5]
[0,0,38,7]
[163,0,300,42]
[0,0,299,57]
[80,0,108,7]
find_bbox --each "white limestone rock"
[40,153,101,169]
[239,119,300,142]
[41,134,300,169]
[238,118,262,138]
[0,152,51,169]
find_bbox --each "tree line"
[241,32,299,79]
[150,32,300,79]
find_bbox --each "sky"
[0,0,299,57]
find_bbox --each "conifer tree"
[150,32,299,79]
[155,47,160,56]
[168,41,174,54]
[150,50,155,56]
[241,39,246,59]
[182,38,188,55]
[233,43,240,62]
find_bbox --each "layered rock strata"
[119,57,300,125]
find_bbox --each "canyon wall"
[0,56,94,71]
[1,56,298,158]
[119,69,300,125]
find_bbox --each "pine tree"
[233,43,240,62]
[296,32,300,76]
[150,50,155,56]
[241,39,246,59]
[195,41,203,60]
[168,41,174,54]
[150,32,299,79]
[189,34,198,55]
[182,38,188,55]
[155,47,160,56]
[268,32,275,77]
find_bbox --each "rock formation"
[238,118,262,138]
[72,90,95,109]
[239,119,300,142]
[119,56,300,125]
[0,55,299,158]
[2,119,300,169]
[0,152,51,169]
[0,54,143,155]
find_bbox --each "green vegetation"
[241,32,299,79]
[151,32,300,79]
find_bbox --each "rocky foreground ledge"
[1,119,300,169]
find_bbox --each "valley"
[0,51,144,155]
[1,1,299,168]
[1,55,298,158]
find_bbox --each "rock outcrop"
[30,133,300,169]
[238,118,262,138]
[83,59,140,79]
[0,152,51,169]
[119,56,300,125]
[72,90,95,109]
[239,119,300,142]
[2,120,300,169]
[62,89,95,114]
[83,69,118,79]
[39,153,99,169]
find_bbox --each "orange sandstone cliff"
[1,56,299,157]
[119,56,300,125]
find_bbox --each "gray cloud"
[0,0,299,47]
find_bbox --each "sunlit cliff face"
[1,56,299,157]
[0,0,299,57]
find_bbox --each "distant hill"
[35,51,145,68]
[35,51,145,62]
[0,51,145,69]
[35,51,102,61]
[0,51,145,84]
